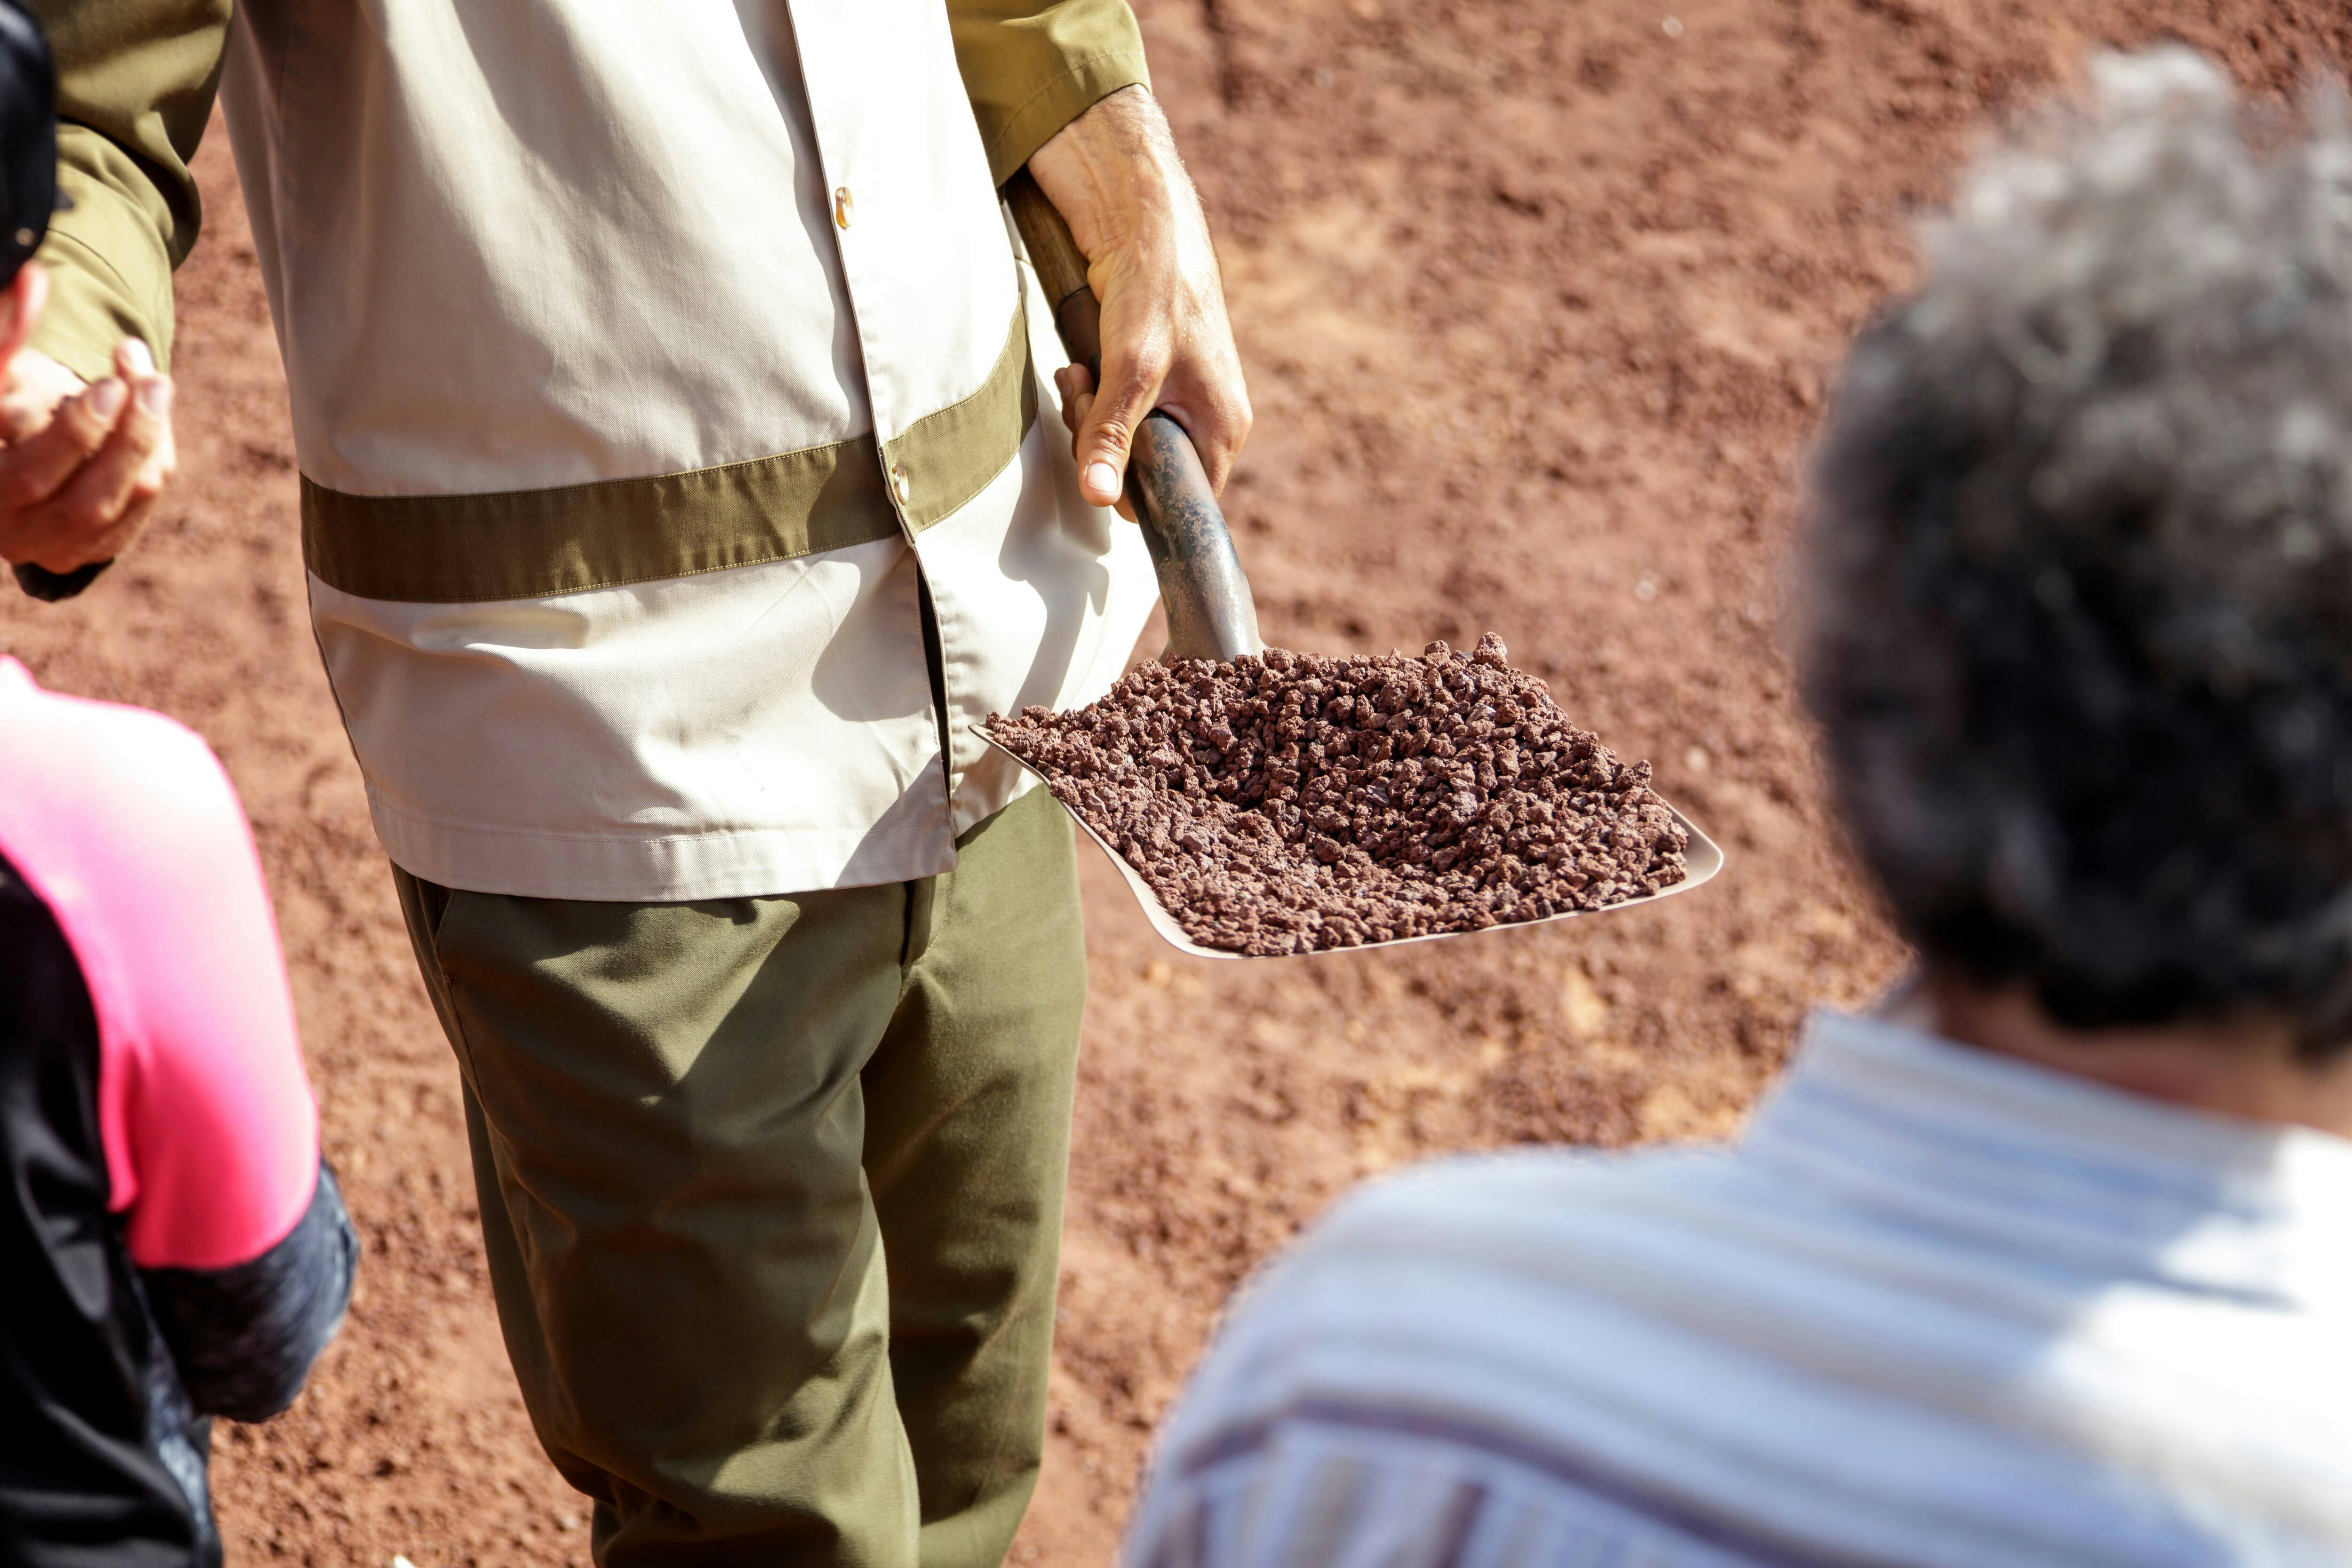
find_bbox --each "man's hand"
[0,264,179,576]
[1027,86,1250,513]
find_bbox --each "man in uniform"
[0,3,1250,1563]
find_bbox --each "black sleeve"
[13,559,113,600]
[140,1161,359,1422]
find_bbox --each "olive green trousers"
[392,788,1086,1568]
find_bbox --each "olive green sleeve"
[947,0,1151,187]
[23,0,232,381]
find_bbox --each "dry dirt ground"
[4,2,2346,1563]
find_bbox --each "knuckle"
[62,408,109,449]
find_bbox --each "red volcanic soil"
[4,2,2343,1562]
[987,641,1696,954]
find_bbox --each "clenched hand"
[0,263,178,578]
[1027,86,1250,514]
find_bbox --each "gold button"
[890,463,911,505]
[834,186,854,229]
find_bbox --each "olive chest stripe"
[300,305,1036,603]
[887,297,1039,533]
[301,439,898,603]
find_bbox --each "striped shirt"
[1124,1010,2352,1568]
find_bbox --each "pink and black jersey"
[0,656,355,1567]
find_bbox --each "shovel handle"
[1005,169,1263,664]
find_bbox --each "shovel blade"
[977,729,1724,961]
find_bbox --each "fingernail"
[122,338,156,377]
[1085,461,1118,497]
[88,378,127,417]
[139,376,173,416]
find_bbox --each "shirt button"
[834,187,854,229]
[890,463,911,505]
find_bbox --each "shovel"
[985,175,1722,959]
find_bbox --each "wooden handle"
[1005,171,1093,322]
[1004,169,1263,664]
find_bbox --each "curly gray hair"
[1805,48,2352,1054]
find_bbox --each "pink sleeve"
[0,660,321,1271]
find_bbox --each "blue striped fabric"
[1123,1011,2352,1568]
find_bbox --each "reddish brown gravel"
[987,634,1689,954]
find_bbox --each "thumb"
[1076,334,1171,509]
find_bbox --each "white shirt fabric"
[210,0,1159,901]
[1124,1010,2352,1568]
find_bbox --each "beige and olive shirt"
[29,0,1161,899]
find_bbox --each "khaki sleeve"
[23,0,233,381]
[947,0,1151,187]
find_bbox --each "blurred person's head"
[1805,49,2352,1119]
[0,0,53,360]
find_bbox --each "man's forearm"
[1025,85,1199,273]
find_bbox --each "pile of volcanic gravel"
[985,634,1689,955]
